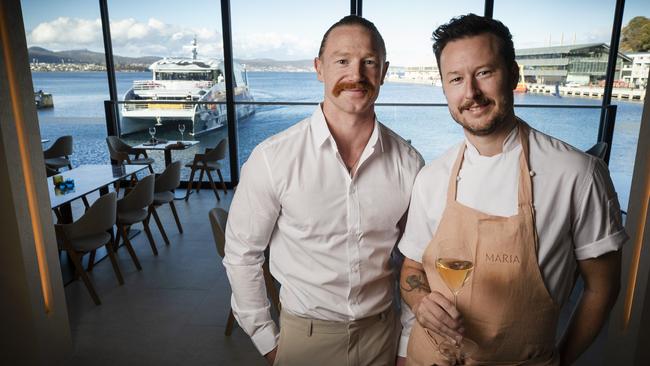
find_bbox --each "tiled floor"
[63,188,265,366]
[61,186,609,366]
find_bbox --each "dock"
[526,84,645,101]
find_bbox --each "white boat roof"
[150,58,222,72]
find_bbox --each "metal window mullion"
[350,0,361,16]
[99,0,119,136]
[598,0,625,144]
[484,0,494,19]
[220,0,239,185]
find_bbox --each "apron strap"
[517,121,534,207]
[446,142,466,204]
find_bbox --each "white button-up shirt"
[397,122,628,354]
[224,106,424,355]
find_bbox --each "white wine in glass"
[435,258,474,295]
[435,240,478,364]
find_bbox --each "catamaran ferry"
[120,39,254,136]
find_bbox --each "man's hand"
[414,291,464,343]
[264,347,278,365]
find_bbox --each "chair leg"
[205,170,220,201]
[197,169,205,193]
[69,250,101,305]
[114,226,122,249]
[225,308,236,336]
[185,167,197,201]
[142,217,159,255]
[169,201,183,234]
[216,169,227,195]
[106,240,124,285]
[81,196,90,210]
[87,250,96,272]
[119,224,142,270]
[53,208,63,224]
[150,206,170,245]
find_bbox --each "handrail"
[115,99,604,109]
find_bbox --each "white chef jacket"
[397,122,628,355]
[224,106,424,355]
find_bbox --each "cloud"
[27,17,224,58]
[26,16,317,60]
[29,17,102,49]
[234,32,318,60]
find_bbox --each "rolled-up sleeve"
[573,158,629,260]
[223,146,281,355]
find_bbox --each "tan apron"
[406,122,560,366]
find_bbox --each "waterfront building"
[622,52,650,89]
[516,43,632,86]
[386,65,441,85]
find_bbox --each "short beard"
[454,94,513,136]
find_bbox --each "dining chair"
[150,161,183,246]
[106,136,155,173]
[185,138,228,201]
[115,174,156,263]
[43,135,73,171]
[208,207,280,336]
[54,192,122,305]
[585,141,608,160]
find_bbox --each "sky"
[20,0,650,67]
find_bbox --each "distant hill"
[236,58,314,71]
[28,47,160,65]
[28,47,314,71]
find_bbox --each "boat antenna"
[191,36,198,60]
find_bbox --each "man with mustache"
[398,14,627,365]
[224,15,423,365]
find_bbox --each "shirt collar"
[310,105,384,153]
[464,122,520,157]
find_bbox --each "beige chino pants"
[273,307,399,366]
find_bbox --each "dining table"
[48,164,148,285]
[132,140,199,166]
[48,164,148,223]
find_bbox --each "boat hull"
[119,88,255,136]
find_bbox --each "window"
[107,0,229,180]
[231,0,348,167]
[22,0,110,168]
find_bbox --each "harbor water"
[33,71,642,210]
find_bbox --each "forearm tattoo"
[401,274,431,293]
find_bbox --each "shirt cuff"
[250,322,280,356]
[398,332,410,357]
[574,229,629,260]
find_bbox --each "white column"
[604,68,650,365]
[0,0,72,364]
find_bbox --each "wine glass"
[148,126,156,143]
[178,123,186,142]
[435,239,478,363]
